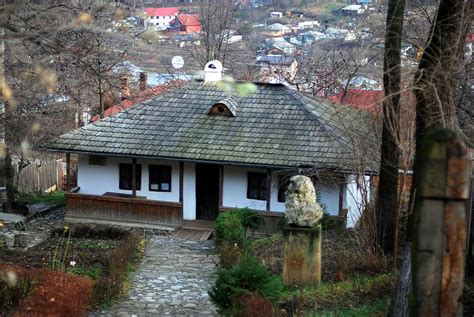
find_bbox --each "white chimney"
[204,60,223,82]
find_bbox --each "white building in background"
[144,7,179,29]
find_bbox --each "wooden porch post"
[66,153,71,192]
[266,169,272,211]
[338,183,344,216]
[131,158,137,198]
[219,165,224,207]
[179,161,184,203]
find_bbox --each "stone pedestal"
[283,224,321,287]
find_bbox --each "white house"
[144,7,179,29]
[341,4,365,15]
[269,11,283,18]
[266,23,292,36]
[45,61,379,232]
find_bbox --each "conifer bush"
[237,208,265,236]
[209,254,284,316]
[214,211,246,247]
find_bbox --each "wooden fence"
[13,160,63,194]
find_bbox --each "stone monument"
[283,175,323,287]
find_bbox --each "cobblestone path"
[94,235,218,316]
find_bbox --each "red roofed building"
[328,89,383,114]
[91,78,184,123]
[171,14,201,34]
[145,7,180,28]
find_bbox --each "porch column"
[179,161,184,203]
[66,153,71,192]
[219,165,224,207]
[266,168,272,211]
[131,158,137,198]
[338,183,344,214]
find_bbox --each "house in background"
[144,7,180,29]
[170,14,201,34]
[328,89,383,114]
[265,37,296,55]
[45,61,379,232]
[265,23,292,37]
[269,11,283,18]
[256,54,298,82]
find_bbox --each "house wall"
[77,155,180,202]
[344,175,372,228]
[222,165,342,216]
[147,15,176,27]
[182,162,196,220]
[77,155,359,223]
[222,165,268,211]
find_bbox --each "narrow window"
[247,172,267,200]
[119,163,142,190]
[149,165,172,192]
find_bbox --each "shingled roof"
[45,80,380,171]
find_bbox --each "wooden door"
[196,163,220,220]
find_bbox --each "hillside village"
[0,0,472,316]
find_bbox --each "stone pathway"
[93,235,218,316]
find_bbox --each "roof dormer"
[208,98,237,117]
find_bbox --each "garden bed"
[252,229,389,282]
[0,224,146,314]
[209,209,394,316]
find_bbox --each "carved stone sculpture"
[284,175,323,227]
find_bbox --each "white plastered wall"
[222,166,343,215]
[77,155,180,202]
[182,162,196,220]
[344,174,372,228]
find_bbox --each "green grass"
[17,191,66,206]
[78,240,111,250]
[306,297,391,316]
[251,234,281,249]
[68,264,102,280]
[282,274,393,315]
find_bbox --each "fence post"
[412,128,470,316]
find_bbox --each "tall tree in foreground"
[390,0,471,315]
[375,0,406,253]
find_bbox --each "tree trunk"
[413,0,471,138]
[4,142,14,211]
[375,0,406,253]
[1,5,15,212]
[404,0,471,315]
[409,0,471,241]
[389,243,412,317]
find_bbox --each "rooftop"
[45,80,379,171]
[145,7,179,17]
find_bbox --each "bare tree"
[375,0,406,254]
[192,0,241,67]
[390,0,472,315]
[0,1,131,207]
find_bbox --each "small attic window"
[208,98,237,117]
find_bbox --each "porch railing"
[66,193,183,227]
